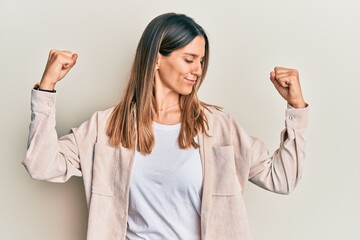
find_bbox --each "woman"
[23,12,308,240]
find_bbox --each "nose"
[191,61,202,78]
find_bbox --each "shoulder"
[203,105,232,124]
[94,106,116,122]
[202,105,241,138]
[77,106,115,127]
[202,105,252,148]
[73,106,115,133]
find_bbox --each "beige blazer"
[23,89,309,240]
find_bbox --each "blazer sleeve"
[231,105,309,194]
[22,89,98,183]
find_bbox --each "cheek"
[173,61,191,77]
[162,61,190,79]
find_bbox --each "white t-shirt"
[126,122,203,240]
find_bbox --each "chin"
[178,88,194,96]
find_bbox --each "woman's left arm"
[232,67,309,194]
[246,106,308,194]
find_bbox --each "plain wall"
[1,0,359,239]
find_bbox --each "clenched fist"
[270,67,306,108]
[38,49,78,90]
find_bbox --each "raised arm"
[23,49,92,182]
[233,66,309,194]
[231,105,308,194]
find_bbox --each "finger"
[62,61,77,76]
[275,72,292,80]
[274,74,291,87]
[277,72,299,85]
[64,53,78,67]
[270,72,285,92]
[49,49,58,57]
[71,53,78,62]
[48,49,75,60]
[60,50,74,58]
[64,54,79,70]
[274,66,287,73]
[270,75,286,95]
[274,66,294,74]
[270,71,277,82]
[277,79,292,87]
[60,55,76,69]
[60,52,78,62]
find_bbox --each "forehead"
[173,36,206,57]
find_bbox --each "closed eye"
[185,59,194,63]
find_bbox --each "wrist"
[289,100,307,109]
[39,81,56,91]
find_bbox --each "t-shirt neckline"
[152,121,181,130]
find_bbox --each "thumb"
[72,53,78,62]
[269,71,282,91]
[63,53,78,69]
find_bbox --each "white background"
[1,0,359,239]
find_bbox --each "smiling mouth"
[185,78,196,84]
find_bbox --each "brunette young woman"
[24,12,308,240]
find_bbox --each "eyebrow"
[183,53,205,59]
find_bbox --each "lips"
[185,78,196,84]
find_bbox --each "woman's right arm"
[22,49,91,182]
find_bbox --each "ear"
[155,53,162,70]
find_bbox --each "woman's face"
[155,35,206,96]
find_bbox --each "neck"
[155,93,179,111]
[153,73,181,124]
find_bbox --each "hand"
[39,49,78,90]
[270,66,306,108]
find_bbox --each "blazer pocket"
[212,145,242,196]
[91,143,119,197]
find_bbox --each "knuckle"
[49,49,57,55]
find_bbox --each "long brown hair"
[107,12,218,154]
